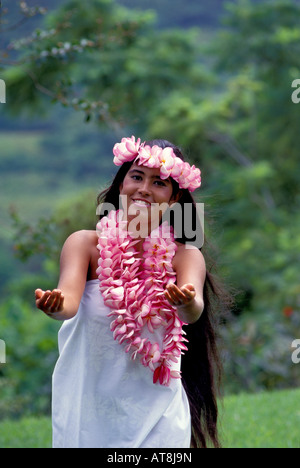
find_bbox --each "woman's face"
[119,163,178,236]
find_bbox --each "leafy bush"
[221,307,300,394]
[0,296,60,419]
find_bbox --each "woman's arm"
[35,230,94,321]
[165,245,206,324]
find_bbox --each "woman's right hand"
[35,289,65,316]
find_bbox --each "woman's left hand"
[164,283,196,308]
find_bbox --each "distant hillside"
[6,0,297,34]
[116,0,228,28]
[116,0,300,29]
[5,0,228,36]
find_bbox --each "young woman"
[35,137,225,448]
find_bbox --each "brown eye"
[154,180,167,187]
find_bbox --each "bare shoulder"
[63,229,98,249]
[173,243,206,280]
[173,243,206,291]
[174,242,206,265]
[58,230,99,285]
[60,230,98,265]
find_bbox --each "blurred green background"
[0,0,300,447]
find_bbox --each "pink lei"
[96,210,188,386]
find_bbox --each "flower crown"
[113,136,201,192]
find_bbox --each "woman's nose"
[138,180,151,195]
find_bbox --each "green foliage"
[213,0,300,204]
[0,297,60,419]
[221,308,300,393]
[3,0,204,129]
[10,188,99,264]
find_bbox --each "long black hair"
[97,139,231,448]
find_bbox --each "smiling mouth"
[132,199,152,207]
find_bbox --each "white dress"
[52,279,191,448]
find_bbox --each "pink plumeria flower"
[134,303,164,332]
[125,336,147,360]
[153,363,182,386]
[112,320,136,344]
[170,157,184,178]
[142,342,161,371]
[137,145,162,168]
[159,147,175,179]
[113,136,141,165]
[153,363,171,386]
[142,276,164,295]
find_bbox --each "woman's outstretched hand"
[35,289,65,316]
[164,283,196,308]
[164,283,203,324]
